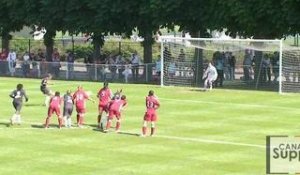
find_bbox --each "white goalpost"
[159,36,297,93]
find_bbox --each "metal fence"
[0,38,285,91]
[0,60,158,84]
[3,38,161,61]
[0,58,282,92]
[162,60,280,91]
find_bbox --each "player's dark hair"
[104,81,109,88]
[121,95,126,100]
[66,90,71,95]
[77,85,83,90]
[148,90,154,96]
[114,93,120,99]
[16,84,23,91]
[55,91,60,96]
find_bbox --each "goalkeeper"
[202,62,218,90]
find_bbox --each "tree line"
[0,0,299,63]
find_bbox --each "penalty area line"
[160,97,299,111]
[0,121,265,149]
[155,135,265,149]
[0,127,92,130]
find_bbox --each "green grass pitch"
[0,77,299,175]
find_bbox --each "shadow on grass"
[0,122,10,127]
[92,128,104,132]
[190,88,207,92]
[87,124,98,128]
[91,129,139,136]
[189,80,279,92]
[24,103,44,107]
[31,124,44,128]
[31,124,60,129]
[117,131,140,137]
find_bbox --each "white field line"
[0,119,265,149]
[0,120,92,130]
[160,97,300,111]
[0,83,75,92]
[155,135,265,149]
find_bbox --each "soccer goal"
[159,37,300,93]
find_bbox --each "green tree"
[87,0,139,61]
[40,0,68,61]
[217,0,288,38]
[216,0,288,85]
[283,0,300,35]
[166,0,215,85]
[64,0,104,62]
[25,0,68,60]
[0,0,26,51]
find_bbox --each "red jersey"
[73,90,89,109]
[146,96,160,112]
[98,88,112,106]
[109,99,127,112]
[49,96,61,108]
[0,51,8,61]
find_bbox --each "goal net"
[282,49,300,93]
[160,37,290,93]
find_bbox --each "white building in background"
[33,26,46,40]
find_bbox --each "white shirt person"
[203,62,218,90]
[7,50,17,76]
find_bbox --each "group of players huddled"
[9,73,160,137]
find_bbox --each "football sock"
[45,117,50,128]
[142,127,147,135]
[76,114,79,124]
[116,121,121,131]
[151,127,155,136]
[106,120,112,130]
[17,115,21,124]
[98,115,101,124]
[58,118,62,128]
[67,118,72,127]
[64,117,67,127]
[45,96,50,107]
[11,114,17,124]
[79,116,84,125]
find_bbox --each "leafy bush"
[66,45,93,61]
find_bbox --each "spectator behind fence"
[22,52,31,77]
[154,57,161,83]
[168,58,176,78]
[243,50,253,81]
[116,54,125,80]
[67,51,75,79]
[272,52,279,82]
[130,52,140,81]
[108,55,117,80]
[31,60,39,77]
[228,52,236,80]
[30,52,39,77]
[7,49,17,76]
[96,59,106,81]
[215,52,224,87]
[262,54,271,83]
[36,49,47,76]
[36,49,45,61]
[85,53,94,80]
[155,57,161,77]
[223,52,230,80]
[122,63,131,83]
[0,49,8,75]
[178,49,186,77]
[51,48,61,78]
